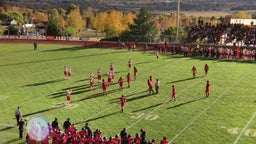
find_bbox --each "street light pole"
[176,0,180,43]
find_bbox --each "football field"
[0,43,256,144]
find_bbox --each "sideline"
[168,70,253,144]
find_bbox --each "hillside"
[4,0,256,12]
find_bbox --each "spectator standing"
[63,118,71,131]
[15,107,22,126]
[33,42,37,51]
[120,128,127,144]
[84,122,92,137]
[51,117,59,129]
[18,118,25,139]
[140,129,147,144]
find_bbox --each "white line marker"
[168,70,253,144]
[126,75,203,130]
[233,111,256,144]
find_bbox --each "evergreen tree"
[47,9,61,36]
[123,7,157,42]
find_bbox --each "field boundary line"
[168,70,253,144]
[233,111,256,144]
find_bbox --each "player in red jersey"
[128,58,133,69]
[67,66,71,79]
[127,72,131,88]
[149,75,153,83]
[90,72,95,90]
[97,68,102,83]
[102,79,108,95]
[71,130,80,144]
[111,70,115,82]
[205,80,211,97]
[171,85,176,101]
[192,66,197,78]
[66,89,72,106]
[127,134,134,144]
[64,65,68,79]
[160,137,168,144]
[148,79,154,94]
[204,64,209,76]
[134,133,142,144]
[108,71,113,86]
[118,77,124,90]
[133,66,138,80]
[120,95,126,113]
[110,62,114,71]
[112,135,121,144]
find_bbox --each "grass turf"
[0,43,256,144]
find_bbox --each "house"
[2,19,17,26]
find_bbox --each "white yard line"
[0,123,16,127]
[126,74,203,130]
[168,70,253,144]
[233,111,256,144]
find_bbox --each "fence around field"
[0,35,255,61]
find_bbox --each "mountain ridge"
[4,0,256,12]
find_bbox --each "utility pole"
[176,0,180,43]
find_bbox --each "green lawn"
[0,43,255,144]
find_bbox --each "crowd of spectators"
[186,20,256,46]
[25,117,169,144]
[154,43,256,61]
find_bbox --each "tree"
[0,20,3,35]
[82,7,97,28]
[92,10,135,38]
[122,7,157,42]
[92,12,108,36]
[33,12,48,23]
[65,4,85,36]
[47,9,61,36]
[233,11,252,19]
[161,26,187,43]
[104,10,124,38]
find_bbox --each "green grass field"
[0,43,256,144]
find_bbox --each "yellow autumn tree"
[33,12,48,23]
[92,11,108,33]
[92,10,135,38]
[105,10,124,37]
[122,12,136,30]
[65,4,85,35]
[233,11,252,19]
